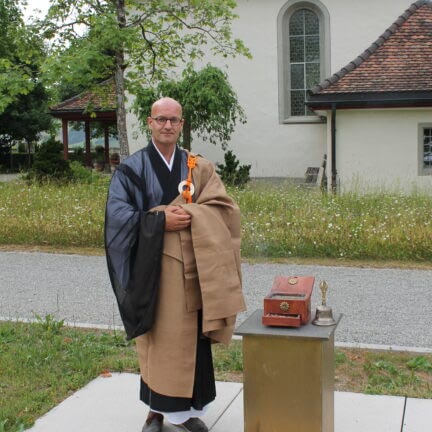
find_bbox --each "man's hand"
[164,205,191,231]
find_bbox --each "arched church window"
[278,1,330,122]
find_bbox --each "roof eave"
[49,109,117,122]
[306,90,432,110]
[49,108,115,114]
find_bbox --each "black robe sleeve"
[104,164,165,340]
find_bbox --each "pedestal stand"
[235,309,341,432]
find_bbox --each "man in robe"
[105,97,245,432]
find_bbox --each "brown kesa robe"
[135,155,246,399]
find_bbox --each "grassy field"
[232,181,432,261]
[0,179,431,262]
[1,319,431,432]
[0,179,107,248]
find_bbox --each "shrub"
[69,161,102,183]
[216,150,251,188]
[28,138,72,183]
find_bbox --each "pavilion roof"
[49,79,116,115]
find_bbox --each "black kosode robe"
[147,140,183,206]
[104,142,216,412]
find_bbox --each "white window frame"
[277,0,330,124]
[418,123,432,176]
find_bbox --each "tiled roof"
[49,79,116,113]
[311,0,432,95]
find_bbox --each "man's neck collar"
[151,140,176,170]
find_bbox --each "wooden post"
[104,123,110,164]
[85,120,91,167]
[62,119,69,160]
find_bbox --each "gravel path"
[0,174,20,182]
[1,251,431,350]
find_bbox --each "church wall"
[127,0,416,179]
[330,108,432,193]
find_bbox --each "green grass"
[1,179,431,261]
[231,183,432,261]
[1,319,431,432]
[336,349,432,399]
[0,179,108,248]
[0,318,137,432]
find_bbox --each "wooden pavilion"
[49,79,117,167]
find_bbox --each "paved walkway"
[27,373,431,432]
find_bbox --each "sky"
[23,0,51,22]
[23,0,86,38]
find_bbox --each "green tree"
[40,0,251,160]
[134,64,246,151]
[0,0,45,112]
[0,0,52,158]
[216,149,251,187]
[0,82,52,159]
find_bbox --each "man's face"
[147,99,184,149]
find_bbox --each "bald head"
[147,97,184,152]
[151,97,183,118]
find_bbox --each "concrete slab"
[27,373,144,432]
[26,373,243,432]
[211,389,244,432]
[403,397,432,432]
[204,382,243,430]
[26,374,432,432]
[335,392,405,432]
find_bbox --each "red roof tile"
[50,79,116,113]
[312,0,432,95]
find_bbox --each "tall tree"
[0,82,52,156]
[0,0,44,112]
[0,0,52,157]
[134,64,246,151]
[40,0,250,160]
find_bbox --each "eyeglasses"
[151,116,183,126]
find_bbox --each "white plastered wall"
[326,108,432,193]
[127,0,415,178]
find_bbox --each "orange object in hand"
[181,154,197,203]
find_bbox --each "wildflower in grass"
[1,181,431,259]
